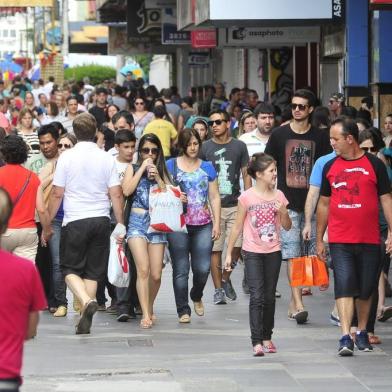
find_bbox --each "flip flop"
[377,306,392,322]
[140,318,152,329]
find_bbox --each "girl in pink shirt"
[225,153,291,356]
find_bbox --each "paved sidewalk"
[23,263,392,391]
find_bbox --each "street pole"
[62,0,69,57]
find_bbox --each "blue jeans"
[48,218,67,307]
[168,223,212,316]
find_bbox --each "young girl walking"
[224,153,292,356]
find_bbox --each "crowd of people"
[0,72,392,389]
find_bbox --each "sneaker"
[213,288,227,305]
[355,330,373,352]
[193,300,204,316]
[242,277,250,294]
[117,313,131,322]
[262,341,277,353]
[275,290,281,298]
[128,308,137,319]
[330,312,341,326]
[253,344,264,357]
[134,305,143,315]
[338,334,354,356]
[179,314,191,323]
[76,300,98,335]
[53,305,67,317]
[97,304,106,311]
[106,304,117,314]
[222,280,237,301]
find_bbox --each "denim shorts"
[329,243,382,300]
[126,210,167,244]
[280,209,316,260]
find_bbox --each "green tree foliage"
[134,55,152,79]
[64,65,116,85]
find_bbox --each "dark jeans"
[96,278,117,306]
[243,250,282,345]
[168,223,212,316]
[35,222,52,304]
[116,244,139,314]
[48,218,67,307]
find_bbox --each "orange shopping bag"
[289,242,329,287]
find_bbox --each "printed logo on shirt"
[214,147,233,196]
[249,202,277,243]
[285,139,315,189]
[332,168,366,209]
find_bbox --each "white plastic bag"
[148,185,187,233]
[108,224,129,288]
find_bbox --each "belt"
[0,380,19,391]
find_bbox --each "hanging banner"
[0,0,53,6]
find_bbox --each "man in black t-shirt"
[265,89,332,324]
[200,109,251,305]
[89,87,108,129]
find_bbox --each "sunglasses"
[290,103,309,111]
[141,147,159,155]
[58,143,71,149]
[207,119,226,126]
[135,101,144,105]
[361,146,378,153]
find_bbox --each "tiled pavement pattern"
[23,263,392,391]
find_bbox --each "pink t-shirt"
[239,188,289,254]
[0,250,47,381]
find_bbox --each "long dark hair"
[137,133,173,184]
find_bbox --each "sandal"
[262,341,277,353]
[369,335,381,345]
[301,288,312,296]
[288,310,308,324]
[140,318,152,329]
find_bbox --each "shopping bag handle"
[303,240,310,257]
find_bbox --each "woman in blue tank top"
[122,133,173,329]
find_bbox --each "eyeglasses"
[361,146,378,153]
[290,103,309,111]
[58,143,71,149]
[207,119,226,126]
[135,101,144,105]
[141,147,159,155]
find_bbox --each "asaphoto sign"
[225,26,320,46]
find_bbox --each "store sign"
[226,26,320,46]
[0,0,53,5]
[127,0,162,45]
[191,29,216,48]
[195,0,345,24]
[162,8,191,44]
[188,52,210,68]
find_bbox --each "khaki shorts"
[1,227,38,262]
[213,206,242,252]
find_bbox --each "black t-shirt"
[89,106,106,128]
[200,138,249,208]
[264,124,332,212]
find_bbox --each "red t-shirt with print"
[0,164,40,228]
[320,153,390,244]
[0,250,47,381]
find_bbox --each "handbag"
[289,241,329,287]
[148,184,187,233]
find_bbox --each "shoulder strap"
[14,172,32,206]
[172,158,178,184]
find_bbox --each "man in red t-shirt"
[0,188,47,391]
[317,117,392,357]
